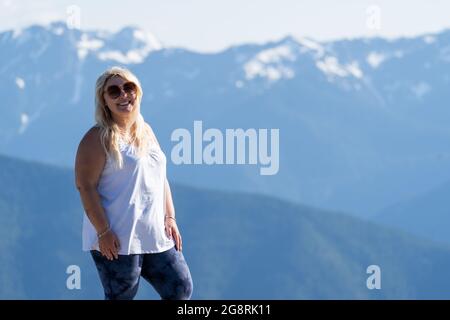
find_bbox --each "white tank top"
[82,137,175,254]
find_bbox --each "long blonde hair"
[94,66,153,169]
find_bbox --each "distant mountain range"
[2,21,450,218]
[1,153,450,299]
[374,178,450,245]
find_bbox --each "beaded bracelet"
[97,226,110,239]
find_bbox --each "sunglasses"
[105,81,137,99]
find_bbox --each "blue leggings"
[90,246,193,300]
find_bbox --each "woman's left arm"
[147,122,183,251]
[164,177,182,251]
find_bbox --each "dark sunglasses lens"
[107,85,121,99]
[123,82,137,94]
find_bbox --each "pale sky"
[1,0,449,52]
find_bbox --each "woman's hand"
[165,218,182,251]
[98,230,121,260]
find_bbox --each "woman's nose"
[118,89,128,98]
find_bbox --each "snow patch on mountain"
[347,62,363,78]
[96,28,162,64]
[15,77,25,89]
[423,35,436,44]
[243,45,296,82]
[19,113,29,134]
[258,45,296,63]
[52,27,65,36]
[12,28,22,39]
[366,52,386,68]
[295,37,325,58]
[316,57,363,79]
[77,34,104,59]
[132,29,162,50]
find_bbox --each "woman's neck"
[118,126,131,135]
[112,113,134,133]
[116,120,133,134]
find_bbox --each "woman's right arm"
[75,127,120,260]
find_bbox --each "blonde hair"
[94,66,153,169]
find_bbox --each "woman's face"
[103,76,138,118]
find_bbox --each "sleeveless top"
[82,137,175,254]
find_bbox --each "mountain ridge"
[1,153,450,299]
[2,21,450,218]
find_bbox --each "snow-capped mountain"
[76,25,163,63]
[1,21,450,217]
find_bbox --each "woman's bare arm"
[147,123,176,219]
[75,127,120,259]
[75,127,109,233]
[164,173,182,251]
[146,122,182,251]
[164,178,176,220]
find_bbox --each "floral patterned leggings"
[90,246,193,300]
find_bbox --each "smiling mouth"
[117,100,134,109]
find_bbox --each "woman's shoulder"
[78,126,105,154]
[75,126,106,176]
[82,125,102,143]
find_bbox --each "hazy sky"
[1,0,449,52]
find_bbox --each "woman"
[75,66,193,300]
